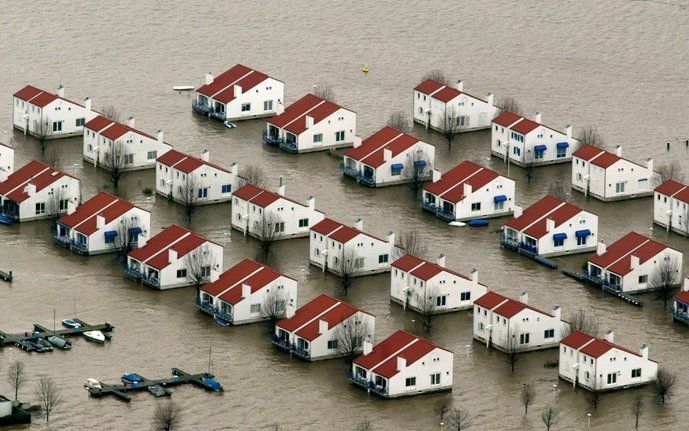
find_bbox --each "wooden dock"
[88,368,222,402]
[0,318,115,349]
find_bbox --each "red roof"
[268,94,322,128]
[128,225,208,270]
[296,302,358,341]
[510,118,540,135]
[474,291,552,318]
[13,85,86,109]
[674,187,689,204]
[29,92,58,108]
[233,183,296,209]
[432,86,461,103]
[588,232,671,276]
[492,111,523,128]
[277,294,340,332]
[310,218,384,245]
[196,64,253,98]
[330,225,362,244]
[424,161,500,203]
[0,160,72,203]
[391,254,472,282]
[354,330,442,379]
[311,218,343,236]
[674,290,689,305]
[562,331,642,359]
[211,70,271,104]
[13,85,43,101]
[522,201,584,240]
[84,115,156,141]
[391,254,425,272]
[344,127,421,169]
[200,260,286,306]
[156,149,229,174]
[84,115,113,132]
[414,79,444,94]
[268,94,347,135]
[474,291,509,310]
[504,195,564,232]
[561,331,595,350]
[654,179,686,197]
[57,192,136,236]
[572,145,620,169]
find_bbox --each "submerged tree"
[393,230,428,261]
[114,214,141,264]
[417,287,439,334]
[631,396,645,430]
[654,368,676,405]
[337,249,359,296]
[654,161,684,185]
[34,117,53,156]
[579,125,605,148]
[104,140,128,189]
[153,400,182,431]
[178,174,200,224]
[563,309,600,337]
[236,164,267,189]
[540,406,559,431]
[261,288,290,332]
[651,257,681,307]
[34,377,62,423]
[447,409,471,431]
[101,104,121,122]
[434,398,452,423]
[45,187,66,225]
[335,315,372,364]
[498,96,524,116]
[313,83,336,102]
[404,149,433,197]
[184,244,216,296]
[520,383,534,414]
[421,69,449,86]
[354,420,373,431]
[524,152,536,184]
[256,211,281,264]
[441,106,459,149]
[7,360,26,402]
[505,332,521,373]
[387,111,410,132]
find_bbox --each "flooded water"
[2,1,689,429]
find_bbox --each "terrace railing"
[670,308,689,325]
[279,140,299,153]
[192,100,211,115]
[262,131,284,146]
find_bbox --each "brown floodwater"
[2,1,689,430]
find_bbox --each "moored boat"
[48,335,72,349]
[61,319,81,329]
[83,330,105,343]
[147,385,172,397]
[468,219,489,227]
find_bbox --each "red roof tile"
[284,99,342,135]
[522,202,584,240]
[504,195,563,232]
[590,151,621,169]
[57,192,136,236]
[561,331,649,361]
[13,85,43,101]
[128,225,192,262]
[13,85,86,109]
[329,225,361,244]
[561,331,595,350]
[145,232,206,270]
[84,115,114,132]
[414,79,444,94]
[510,118,540,135]
[296,302,359,341]
[85,115,156,141]
[588,232,671,276]
[0,160,72,204]
[311,218,344,236]
[345,127,421,169]
[474,291,508,310]
[268,94,323,129]
[196,64,253,98]
[492,111,523,128]
[493,298,553,318]
[277,294,340,332]
[218,264,282,306]
[356,331,441,379]
[232,184,289,208]
[674,187,689,204]
[202,259,263,297]
[29,92,58,108]
[572,144,605,161]
[432,86,461,103]
[391,254,425,272]
[654,180,685,197]
[674,290,689,305]
[424,161,499,203]
[572,144,621,169]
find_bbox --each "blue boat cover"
[122,373,145,383]
[557,141,569,148]
[129,227,142,235]
[534,145,548,151]
[468,219,489,227]
[104,231,118,240]
[553,233,568,240]
[575,229,591,237]
[391,163,404,170]
[0,213,13,224]
[202,377,223,391]
[413,160,427,167]
[493,195,507,203]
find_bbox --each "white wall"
[310,231,396,276]
[3,175,80,222]
[0,145,14,181]
[13,96,97,139]
[69,207,151,255]
[653,191,689,236]
[221,78,285,121]
[156,160,238,205]
[413,88,497,133]
[492,122,579,166]
[352,141,436,187]
[435,176,516,221]
[84,128,172,171]
[572,156,654,201]
[384,348,453,397]
[293,108,357,152]
[216,276,298,325]
[152,241,224,289]
[232,193,324,240]
[534,212,599,257]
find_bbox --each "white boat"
[84,378,101,390]
[83,331,105,343]
[448,221,466,227]
[173,85,195,92]
[223,120,236,129]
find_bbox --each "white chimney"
[470,268,479,284]
[57,84,65,98]
[533,112,542,123]
[383,148,392,161]
[241,283,251,298]
[156,129,164,143]
[305,115,314,128]
[24,183,36,196]
[67,200,77,215]
[615,145,622,157]
[276,101,285,115]
[683,277,689,292]
[318,319,328,334]
[96,214,105,229]
[436,253,446,268]
[127,116,135,128]
[387,231,396,246]
[230,162,239,175]
[630,254,640,269]
[463,183,472,197]
[597,240,606,256]
[485,92,494,106]
[639,343,649,359]
[210,269,220,283]
[552,306,561,321]
[307,196,315,209]
[432,169,442,183]
[168,248,177,263]
[513,205,523,218]
[545,218,555,232]
[137,234,148,248]
[565,125,572,139]
[354,218,363,231]
[353,136,362,148]
[455,80,464,91]
[200,149,210,162]
[396,356,407,371]
[519,291,529,304]
[205,72,214,85]
[277,177,285,196]
[604,329,614,343]
[363,340,373,355]
[233,84,242,96]
[646,158,654,172]
[84,97,92,111]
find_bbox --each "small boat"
[0,213,13,225]
[61,319,81,329]
[35,338,53,352]
[448,221,466,227]
[468,219,490,227]
[84,378,101,390]
[223,120,236,129]
[202,377,223,392]
[48,335,72,349]
[121,373,145,384]
[83,331,105,343]
[24,340,45,353]
[214,315,230,326]
[172,85,195,92]
[147,385,172,397]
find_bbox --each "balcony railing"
[209,110,225,121]
[263,131,284,146]
[279,140,299,153]
[348,373,388,396]
[53,234,72,247]
[341,164,359,178]
[215,311,233,323]
[71,242,89,254]
[348,372,369,387]
[195,298,215,314]
[421,200,438,213]
[2,209,19,220]
[124,267,143,281]
[291,346,310,360]
[436,208,456,221]
[192,100,211,115]
[670,308,689,325]
[271,334,292,351]
[143,277,160,287]
[357,174,375,187]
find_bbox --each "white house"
[572,145,654,201]
[264,94,357,153]
[473,291,569,353]
[341,126,435,187]
[491,111,579,167]
[13,85,98,139]
[193,64,284,121]
[422,160,515,221]
[0,142,14,182]
[83,115,172,171]
[156,149,239,205]
[350,330,453,398]
[501,195,598,258]
[653,179,689,236]
[126,224,223,290]
[412,79,498,133]
[670,278,689,324]
[54,192,150,255]
[586,231,683,294]
[273,294,375,361]
[197,259,298,326]
[559,330,658,392]
[231,181,325,240]
[309,218,397,277]
[0,160,80,223]
[390,253,486,313]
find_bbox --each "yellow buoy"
[362,65,369,73]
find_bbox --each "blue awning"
[391,163,404,170]
[493,195,507,203]
[575,229,591,237]
[129,227,142,235]
[104,231,118,240]
[553,233,568,240]
[534,145,548,151]
[557,141,569,148]
[413,160,427,167]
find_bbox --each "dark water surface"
[1,1,689,430]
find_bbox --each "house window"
[201,265,211,278]
[638,275,648,284]
[378,254,389,264]
[198,188,208,198]
[436,296,447,307]
[274,222,285,233]
[430,373,441,385]
[313,133,323,143]
[76,118,85,127]
[460,292,471,302]
[405,377,416,387]
[177,269,187,278]
[607,373,617,384]
[554,236,565,247]
[519,333,530,344]
[615,182,625,193]
[577,235,587,246]
[250,304,261,314]
[535,148,545,159]
[299,218,309,228]
[510,132,524,143]
[335,131,345,141]
[471,202,481,211]
[557,146,567,158]
[147,151,157,160]
[354,257,364,268]
[327,340,338,350]
[35,202,46,215]
[513,146,521,156]
[631,368,641,378]
[124,154,134,164]
[263,100,273,111]
[52,121,63,132]
[241,103,251,112]
[544,329,555,339]
[221,184,232,193]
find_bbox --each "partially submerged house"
[0,142,14,182]
[653,179,689,236]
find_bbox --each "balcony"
[124,267,143,281]
[348,373,388,397]
[271,334,292,351]
[421,200,438,213]
[341,164,359,179]
[1,209,19,221]
[214,311,233,325]
[499,233,520,250]
[209,110,225,121]
[192,100,211,115]
[71,242,89,255]
[357,174,375,187]
[143,276,160,287]
[670,308,689,325]
[292,346,311,360]
[53,233,72,247]
[195,298,215,315]
[279,140,299,153]
[435,208,456,221]
[263,131,284,146]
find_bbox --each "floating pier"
[88,368,223,402]
[562,269,643,306]
[0,318,115,350]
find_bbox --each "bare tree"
[387,111,410,132]
[34,377,62,423]
[335,315,372,364]
[654,161,684,185]
[236,165,267,189]
[103,140,128,189]
[579,125,605,148]
[184,244,216,296]
[101,104,121,122]
[313,83,336,102]
[7,360,26,402]
[524,153,536,184]
[393,230,428,261]
[441,106,459,149]
[255,211,281,264]
[422,69,449,86]
[45,187,66,222]
[417,287,439,334]
[354,420,373,431]
[434,398,452,423]
[521,383,534,414]
[33,117,52,156]
[540,406,559,431]
[654,368,676,405]
[651,257,681,307]
[114,214,141,264]
[563,309,600,337]
[505,332,521,373]
[337,249,359,296]
[261,288,289,331]
[631,396,645,430]
[548,180,568,201]
[447,409,471,431]
[43,149,60,168]
[153,400,182,431]
[498,96,524,116]
[404,149,432,196]
[178,174,200,224]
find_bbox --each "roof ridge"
[214,265,266,300]
[210,68,255,99]
[437,166,484,199]
[141,231,192,264]
[518,200,567,235]
[292,299,342,335]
